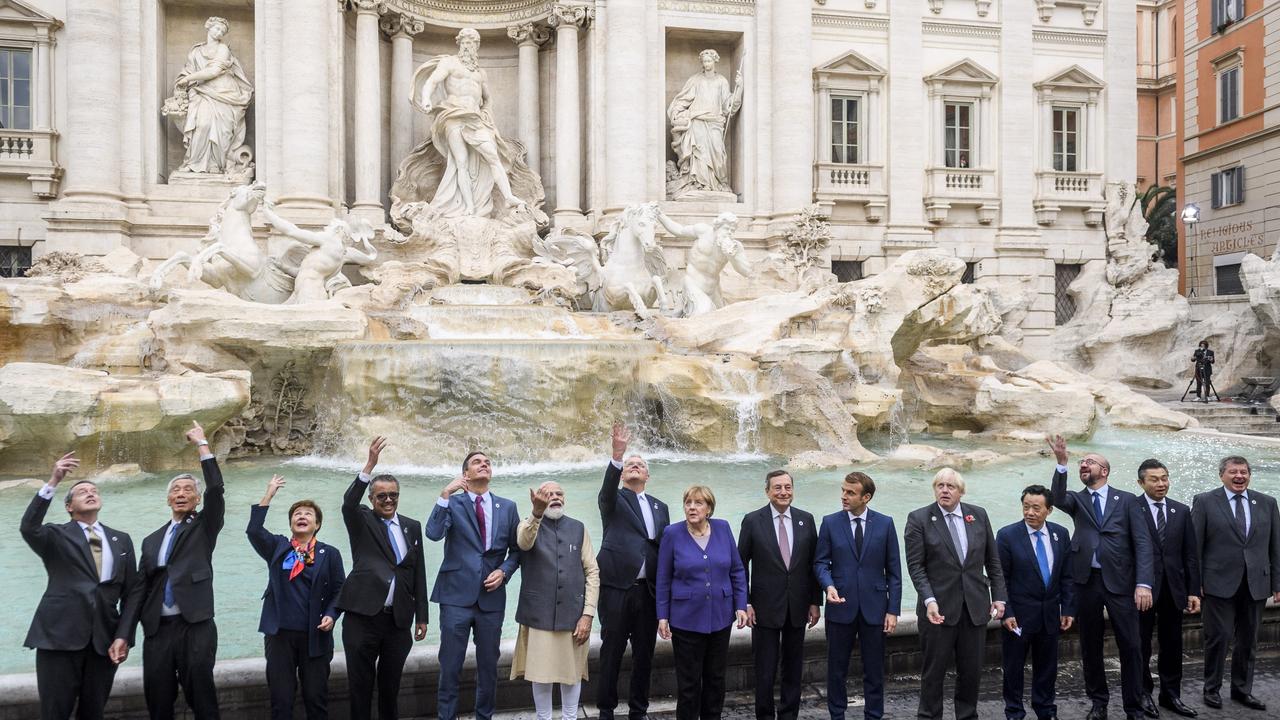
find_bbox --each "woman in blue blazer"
[656,485,748,720]
[247,475,346,720]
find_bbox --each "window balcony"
[923,166,999,224]
[814,161,887,222]
[0,129,61,198]
[1033,169,1104,226]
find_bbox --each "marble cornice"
[921,20,1001,40]
[813,12,889,32]
[1032,28,1107,46]
[380,0,555,28]
[656,0,756,16]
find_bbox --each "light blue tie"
[385,519,403,563]
[1034,531,1052,588]
[160,523,179,607]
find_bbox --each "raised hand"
[611,423,630,461]
[529,486,550,518]
[186,420,207,446]
[49,451,79,487]
[364,436,388,475]
[260,474,286,507]
[440,474,469,500]
[1045,434,1068,465]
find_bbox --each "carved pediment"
[1034,64,1105,92]
[0,0,60,27]
[815,50,887,80]
[924,58,999,88]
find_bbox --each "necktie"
[160,523,179,607]
[384,519,403,563]
[475,495,488,551]
[854,517,865,557]
[86,526,104,579]
[946,513,965,559]
[1034,531,1052,588]
[1234,493,1248,536]
[777,514,791,569]
[1155,502,1167,545]
[1092,491,1104,525]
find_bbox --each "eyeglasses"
[373,492,400,502]
[1079,458,1103,467]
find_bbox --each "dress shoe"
[1140,693,1160,718]
[1086,706,1108,720]
[1158,696,1197,717]
[1202,691,1222,709]
[1229,691,1266,711]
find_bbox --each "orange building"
[1138,0,1180,192]
[1179,0,1277,297]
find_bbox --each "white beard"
[544,506,565,520]
[458,48,479,71]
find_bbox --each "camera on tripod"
[1182,341,1218,403]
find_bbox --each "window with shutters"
[1212,0,1245,33]
[1210,166,1245,208]
[1055,263,1081,325]
[1217,63,1241,124]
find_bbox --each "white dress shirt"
[848,508,869,538]
[364,472,409,606]
[78,520,113,583]
[1026,522,1054,569]
[611,458,657,579]
[1145,495,1170,527]
[772,505,793,564]
[158,518,184,616]
[938,503,968,558]
[1224,486,1252,534]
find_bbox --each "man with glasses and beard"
[337,437,429,720]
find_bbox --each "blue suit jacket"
[656,518,748,634]
[246,505,346,658]
[996,520,1075,636]
[425,492,521,612]
[814,509,902,625]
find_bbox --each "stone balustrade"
[814,161,888,222]
[0,128,60,198]
[1033,169,1105,226]
[924,166,998,224]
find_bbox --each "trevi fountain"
[2,0,1280,693]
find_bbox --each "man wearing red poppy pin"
[247,474,346,720]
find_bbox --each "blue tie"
[385,519,403,563]
[1092,491,1103,524]
[1034,531,1052,588]
[160,523,179,607]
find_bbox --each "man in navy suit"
[595,424,671,720]
[1134,459,1200,718]
[997,485,1075,720]
[426,450,522,720]
[1047,435,1154,720]
[813,471,902,720]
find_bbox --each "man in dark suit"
[137,421,225,720]
[813,471,901,720]
[738,469,821,720]
[1191,455,1280,712]
[595,424,671,720]
[21,451,142,720]
[1134,459,1200,718]
[338,437,429,720]
[1047,435,1154,720]
[997,484,1075,720]
[905,467,1006,720]
[426,449,522,720]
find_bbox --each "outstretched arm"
[656,212,695,240]
[344,238,378,265]
[262,203,326,247]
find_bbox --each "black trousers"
[1202,577,1263,696]
[143,616,220,720]
[597,581,658,719]
[917,610,986,720]
[1075,571,1143,715]
[1001,627,1059,720]
[342,610,413,720]
[1139,581,1185,700]
[265,630,333,720]
[670,625,732,720]
[751,621,806,720]
[36,645,118,720]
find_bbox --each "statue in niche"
[667,49,743,201]
[162,16,255,182]
[656,210,753,316]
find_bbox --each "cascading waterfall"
[708,363,764,455]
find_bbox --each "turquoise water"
[1,427,1277,675]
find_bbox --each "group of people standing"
[18,422,1280,720]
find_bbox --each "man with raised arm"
[22,451,142,720]
[337,437,429,720]
[138,421,226,720]
[1047,434,1154,720]
[427,450,522,720]
[595,424,671,720]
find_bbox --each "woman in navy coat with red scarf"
[656,485,749,720]
[247,475,346,720]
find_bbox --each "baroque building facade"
[0,0,1135,354]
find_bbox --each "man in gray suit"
[1190,455,1280,712]
[905,467,1007,720]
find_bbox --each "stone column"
[383,13,424,185]
[34,35,52,130]
[770,0,814,219]
[885,0,928,236]
[60,0,123,204]
[351,1,385,220]
[549,2,592,225]
[602,0,646,211]
[508,23,550,178]
[1041,94,1054,169]
[279,0,333,210]
[1087,95,1099,172]
[1105,0,1137,183]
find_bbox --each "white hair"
[167,473,201,495]
[931,467,966,492]
[456,27,480,45]
[699,49,720,64]
[205,16,229,33]
[713,211,739,228]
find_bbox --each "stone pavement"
[478,649,1280,720]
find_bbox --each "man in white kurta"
[512,482,600,720]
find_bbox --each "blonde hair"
[931,467,966,493]
[682,484,717,516]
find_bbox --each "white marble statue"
[393,27,542,220]
[1103,181,1156,287]
[656,210,753,316]
[162,16,254,180]
[533,202,671,316]
[667,49,743,199]
[260,203,378,304]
